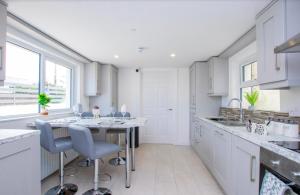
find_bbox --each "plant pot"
[41,108,48,115]
[248,105,255,111]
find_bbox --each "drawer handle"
[292,172,300,177]
[270,160,280,166]
[250,156,256,182]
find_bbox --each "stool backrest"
[35,119,56,152]
[81,112,94,118]
[110,112,130,117]
[68,125,94,159]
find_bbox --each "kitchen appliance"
[260,147,300,194]
[270,141,300,153]
[274,32,300,53]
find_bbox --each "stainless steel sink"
[207,117,246,127]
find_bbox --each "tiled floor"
[42,144,224,195]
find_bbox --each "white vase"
[248,105,255,111]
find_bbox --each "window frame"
[0,34,75,120]
[239,55,258,88]
[43,56,74,113]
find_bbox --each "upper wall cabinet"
[89,64,118,115]
[256,0,300,89]
[0,1,7,86]
[85,61,101,96]
[208,57,228,96]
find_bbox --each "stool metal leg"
[109,134,126,166]
[83,159,112,195]
[45,152,78,195]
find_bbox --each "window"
[45,60,71,110]
[0,41,74,118]
[240,61,280,111]
[0,42,40,116]
[242,61,257,82]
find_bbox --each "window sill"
[0,110,73,123]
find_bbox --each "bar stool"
[68,124,120,195]
[35,119,78,195]
[107,112,130,166]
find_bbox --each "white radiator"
[41,128,78,180]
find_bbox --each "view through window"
[0,42,40,116]
[45,60,71,110]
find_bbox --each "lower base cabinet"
[232,136,260,195]
[193,120,260,195]
[212,128,232,195]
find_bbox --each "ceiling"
[5,0,271,67]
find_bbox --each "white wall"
[280,87,300,116]
[118,67,190,145]
[118,68,141,117]
[176,68,190,145]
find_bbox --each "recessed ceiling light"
[114,55,119,59]
[170,53,176,58]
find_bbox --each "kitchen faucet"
[227,98,243,122]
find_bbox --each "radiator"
[40,128,78,180]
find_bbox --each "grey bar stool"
[107,112,130,166]
[68,124,120,195]
[35,119,78,195]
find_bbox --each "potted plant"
[244,90,259,111]
[38,93,51,115]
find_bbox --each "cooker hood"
[274,33,300,53]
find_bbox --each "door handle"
[168,109,173,111]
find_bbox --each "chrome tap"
[227,98,243,122]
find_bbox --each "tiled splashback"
[219,107,300,125]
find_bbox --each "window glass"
[242,62,257,82]
[0,42,40,116]
[45,60,71,110]
[241,86,280,111]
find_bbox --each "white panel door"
[141,69,177,144]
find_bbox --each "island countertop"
[0,129,40,145]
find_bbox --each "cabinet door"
[213,128,232,194]
[232,136,260,195]
[189,64,196,107]
[0,3,7,85]
[199,124,213,169]
[256,0,287,84]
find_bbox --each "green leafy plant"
[244,90,259,106]
[38,93,51,109]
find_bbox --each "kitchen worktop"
[0,129,40,145]
[197,116,300,164]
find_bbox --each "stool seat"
[54,137,73,153]
[93,141,120,160]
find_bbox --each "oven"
[260,148,300,194]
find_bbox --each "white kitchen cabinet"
[0,132,41,195]
[198,123,213,169]
[89,64,118,115]
[0,1,7,86]
[85,61,101,96]
[232,135,260,195]
[208,57,228,96]
[256,0,300,89]
[212,127,232,195]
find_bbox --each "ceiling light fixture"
[114,55,119,59]
[170,53,176,58]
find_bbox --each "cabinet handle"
[0,46,3,70]
[250,156,256,182]
[275,53,280,71]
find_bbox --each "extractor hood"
[274,33,300,53]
